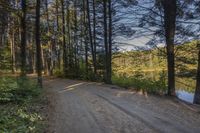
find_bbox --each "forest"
[0,0,200,132]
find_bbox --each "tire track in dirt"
[45,78,200,133]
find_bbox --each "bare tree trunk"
[32,46,36,74]
[74,1,79,77]
[92,0,97,77]
[41,48,45,73]
[83,0,88,77]
[61,0,67,77]
[103,0,109,83]
[56,0,61,69]
[20,0,27,76]
[80,13,84,69]
[107,0,112,84]
[27,35,34,73]
[66,3,71,74]
[194,43,200,104]
[11,31,16,73]
[45,0,53,76]
[162,0,176,96]
[7,15,14,73]
[86,0,95,74]
[36,0,42,87]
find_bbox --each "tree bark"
[20,0,27,76]
[92,0,97,77]
[45,0,53,76]
[74,1,79,77]
[103,0,109,83]
[66,3,71,74]
[162,0,177,95]
[108,0,112,84]
[83,0,89,77]
[61,0,67,77]
[194,43,200,104]
[56,0,61,69]
[36,0,42,87]
[86,0,95,74]
[11,30,16,74]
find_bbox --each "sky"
[115,36,151,51]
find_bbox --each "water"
[176,90,194,103]
[116,70,196,104]
[139,70,196,103]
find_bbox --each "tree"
[162,0,177,96]
[55,0,61,69]
[194,43,200,104]
[82,0,89,78]
[103,0,112,84]
[45,0,53,76]
[61,0,67,77]
[20,0,27,76]
[36,0,42,87]
[108,0,112,84]
[103,0,108,83]
[92,0,97,77]
[86,0,95,75]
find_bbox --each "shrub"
[0,77,40,104]
[112,73,167,95]
[53,68,64,78]
[0,77,45,132]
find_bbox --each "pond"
[176,90,194,103]
[115,70,196,104]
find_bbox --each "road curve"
[45,78,200,133]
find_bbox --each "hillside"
[112,42,199,92]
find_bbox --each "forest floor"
[44,78,200,133]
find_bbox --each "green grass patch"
[0,77,46,133]
[112,74,167,95]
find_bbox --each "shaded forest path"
[44,78,200,133]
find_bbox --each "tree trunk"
[56,0,61,69]
[20,0,27,76]
[67,3,71,74]
[194,43,200,104]
[61,0,67,77]
[162,0,177,96]
[11,31,16,74]
[45,0,53,76]
[83,0,88,77]
[92,0,97,77]
[108,0,112,84]
[74,1,79,77]
[86,0,95,74]
[103,0,109,83]
[36,0,42,87]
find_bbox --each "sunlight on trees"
[0,0,200,105]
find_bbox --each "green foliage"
[0,77,45,132]
[112,71,167,94]
[53,68,64,78]
[0,104,44,133]
[0,77,40,104]
[176,77,196,93]
[112,49,166,77]
[112,41,199,93]
[0,47,11,71]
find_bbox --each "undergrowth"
[0,76,46,133]
[112,72,167,95]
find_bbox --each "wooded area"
[0,0,200,103]
[1,0,200,132]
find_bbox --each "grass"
[112,73,196,95]
[0,76,46,133]
[112,74,167,95]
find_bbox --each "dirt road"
[45,78,200,133]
